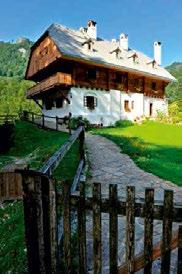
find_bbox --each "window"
[84,96,97,110]
[131,101,134,110]
[86,69,97,80]
[39,46,49,57]
[151,82,157,91]
[124,100,130,112]
[44,99,54,110]
[115,73,122,83]
[115,73,127,84]
[55,98,64,108]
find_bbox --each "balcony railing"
[27,72,72,98]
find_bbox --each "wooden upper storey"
[26,35,169,99]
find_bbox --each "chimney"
[87,20,97,40]
[119,33,128,51]
[154,41,162,65]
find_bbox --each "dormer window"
[82,38,94,51]
[86,68,97,80]
[110,47,122,59]
[147,60,157,68]
[128,52,138,63]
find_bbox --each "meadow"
[92,121,182,185]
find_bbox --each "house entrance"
[149,103,153,116]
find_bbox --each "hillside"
[0,38,32,78]
[166,62,182,102]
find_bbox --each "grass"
[91,121,182,185]
[0,121,80,273]
[0,121,69,170]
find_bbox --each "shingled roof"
[45,23,175,82]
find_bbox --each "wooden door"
[149,103,153,116]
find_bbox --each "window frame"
[124,100,131,112]
[84,95,97,110]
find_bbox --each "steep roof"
[45,23,175,82]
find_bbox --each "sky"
[0,0,182,66]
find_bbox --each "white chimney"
[87,20,97,40]
[119,33,128,51]
[154,41,162,65]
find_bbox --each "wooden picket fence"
[20,169,182,274]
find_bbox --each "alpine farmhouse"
[25,20,175,126]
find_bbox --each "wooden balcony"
[27,72,72,98]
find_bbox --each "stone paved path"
[85,134,182,274]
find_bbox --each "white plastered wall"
[144,96,168,117]
[42,86,168,126]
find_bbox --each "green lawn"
[0,121,80,273]
[0,121,69,170]
[91,121,182,185]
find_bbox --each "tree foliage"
[0,77,39,115]
[0,38,32,78]
[166,62,182,102]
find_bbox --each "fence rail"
[22,110,72,134]
[0,114,18,125]
[39,126,84,175]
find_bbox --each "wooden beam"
[118,229,179,274]
[33,99,43,109]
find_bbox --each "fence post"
[56,116,58,131]
[93,183,102,274]
[109,184,118,274]
[161,190,173,274]
[41,175,57,273]
[42,114,45,128]
[68,112,72,135]
[63,181,71,274]
[78,183,87,274]
[21,171,46,274]
[126,186,135,274]
[79,126,85,162]
[178,226,182,274]
[144,188,154,274]
[23,110,28,121]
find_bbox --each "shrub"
[156,111,169,123]
[70,116,92,131]
[115,119,133,128]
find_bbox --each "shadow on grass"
[98,133,182,185]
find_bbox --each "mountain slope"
[0,38,32,78]
[166,62,182,102]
